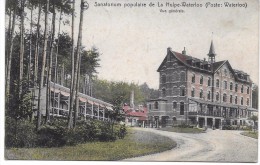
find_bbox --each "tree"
[252,84,258,109]
[68,0,75,129]
[5,0,18,112]
[72,0,89,128]
[37,0,49,130]
[250,115,258,133]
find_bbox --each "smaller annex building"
[123,104,148,127]
[34,82,114,121]
[147,41,258,129]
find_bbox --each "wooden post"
[91,103,94,119]
[84,102,87,120]
[97,105,100,120]
[103,107,105,121]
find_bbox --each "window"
[192,74,195,83]
[235,96,238,104]
[230,82,233,91]
[224,81,227,89]
[180,102,184,115]
[216,92,219,101]
[154,101,158,109]
[200,75,203,85]
[180,87,185,96]
[247,98,249,106]
[235,84,238,92]
[208,77,211,86]
[149,104,152,110]
[180,72,186,81]
[241,97,243,105]
[247,86,249,94]
[200,89,203,98]
[216,79,219,88]
[207,91,211,100]
[241,85,244,93]
[161,75,166,84]
[173,102,177,109]
[162,88,166,97]
[224,69,227,75]
[230,95,233,103]
[191,88,195,97]
[223,93,227,102]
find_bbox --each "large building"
[147,41,258,129]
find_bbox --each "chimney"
[130,90,135,109]
[182,47,186,55]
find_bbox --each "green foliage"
[80,47,100,76]
[5,117,37,148]
[6,129,177,160]
[92,78,157,106]
[37,125,67,147]
[117,124,127,139]
[252,85,258,109]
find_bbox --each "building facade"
[147,41,258,129]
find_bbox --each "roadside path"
[123,128,258,162]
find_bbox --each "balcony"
[188,111,223,117]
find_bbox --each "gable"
[215,61,236,79]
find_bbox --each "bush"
[98,122,117,142]
[5,117,37,148]
[117,124,127,139]
[65,120,100,145]
[37,125,66,147]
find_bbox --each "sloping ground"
[241,131,258,139]
[5,128,176,161]
[124,128,258,162]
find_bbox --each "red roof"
[123,105,148,118]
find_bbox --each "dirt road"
[124,128,258,162]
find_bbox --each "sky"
[68,0,259,89]
[3,0,259,90]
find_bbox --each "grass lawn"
[5,129,177,161]
[159,127,204,133]
[241,131,258,139]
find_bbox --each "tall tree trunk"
[54,8,62,85]
[46,4,56,123]
[68,0,75,129]
[27,7,33,89]
[61,63,65,86]
[6,3,17,112]
[6,9,12,77]
[37,0,49,130]
[34,1,42,87]
[19,0,26,109]
[73,52,81,127]
[72,0,87,127]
